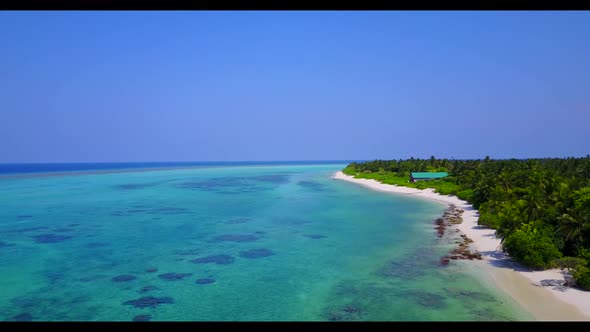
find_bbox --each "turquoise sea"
[0,163,532,321]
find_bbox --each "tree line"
[343,156,590,289]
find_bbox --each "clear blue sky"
[1,11,589,163]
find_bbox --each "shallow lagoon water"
[0,164,532,321]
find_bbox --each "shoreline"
[333,171,590,321]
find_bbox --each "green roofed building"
[410,172,448,183]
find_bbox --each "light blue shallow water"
[0,163,532,321]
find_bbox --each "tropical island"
[336,156,590,318]
[2,9,589,321]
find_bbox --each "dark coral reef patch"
[190,254,235,265]
[32,233,72,243]
[211,234,259,243]
[111,206,189,217]
[303,234,327,239]
[5,313,33,321]
[176,174,289,194]
[116,183,156,190]
[324,304,366,321]
[297,180,327,191]
[252,174,290,184]
[139,285,160,294]
[158,273,193,281]
[132,314,152,322]
[224,218,251,224]
[195,278,216,285]
[53,227,74,233]
[112,275,137,282]
[403,290,447,309]
[123,296,174,309]
[239,248,276,259]
[0,241,15,248]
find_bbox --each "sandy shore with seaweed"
[333,171,590,321]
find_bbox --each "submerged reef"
[297,180,327,191]
[5,313,33,322]
[132,314,152,322]
[239,248,276,259]
[224,218,251,224]
[190,254,235,265]
[112,275,137,282]
[32,233,72,243]
[195,278,216,285]
[402,290,447,309]
[303,234,327,239]
[211,234,259,243]
[111,206,189,217]
[123,296,174,309]
[158,273,193,281]
[0,241,15,248]
[139,285,160,294]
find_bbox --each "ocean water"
[0,163,532,321]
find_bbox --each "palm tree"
[496,200,527,243]
[523,187,545,222]
[577,162,590,181]
[556,211,587,245]
[497,172,512,191]
[551,181,571,213]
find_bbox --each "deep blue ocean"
[0,161,356,176]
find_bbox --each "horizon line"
[0,160,359,165]
[1,155,589,164]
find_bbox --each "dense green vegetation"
[343,156,590,289]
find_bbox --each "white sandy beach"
[333,171,590,321]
